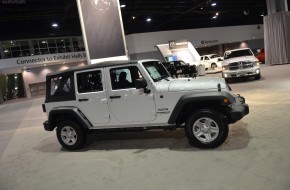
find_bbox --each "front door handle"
[110,95,121,99]
[79,98,89,102]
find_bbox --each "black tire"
[211,63,217,70]
[56,120,86,150]
[254,74,261,80]
[185,109,228,148]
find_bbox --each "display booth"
[156,40,223,75]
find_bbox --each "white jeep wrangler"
[42,60,249,150]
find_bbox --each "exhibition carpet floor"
[0,64,290,190]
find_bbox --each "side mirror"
[135,78,151,94]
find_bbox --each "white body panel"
[74,68,110,125]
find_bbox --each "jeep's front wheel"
[56,120,86,150]
[185,110,228,148]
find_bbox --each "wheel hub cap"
[61,126,77,146]
[192,117,219,143]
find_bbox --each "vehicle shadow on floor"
[36,121,251,153]
[226,76,265,84]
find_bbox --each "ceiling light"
[4,50,9,53]
[212,16,217,19]
[216,12,219,16]
[52,23,58,27]
[261,14,264,17]
[42,41,47,44]
[211,2,217,6]
[132,16,136,19]
[200,7,203,10]
[120,4,126,8]
[146,18,152,22]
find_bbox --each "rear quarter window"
[45,73,76,103]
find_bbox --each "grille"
[228,61,254,70]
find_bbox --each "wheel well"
[49,112,84,130]
[175,100,228,126]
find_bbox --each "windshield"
[224,49,253,59]
[210,54,220,59]
[142,61,170,82]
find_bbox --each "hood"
[223,56,258,65]
[156,77,228,93]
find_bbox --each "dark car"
[163,60,197,78]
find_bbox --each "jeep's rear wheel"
[56,120,86,150]
[185,109,228,148]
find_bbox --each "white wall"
[126,25,264,55]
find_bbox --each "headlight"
[254,61,260,66]
[222,65,228,71]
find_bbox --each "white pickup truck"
[200,54,223,70]
[222,48,261,82]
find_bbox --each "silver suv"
[222,48,261,82]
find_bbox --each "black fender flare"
[168,91,235,124]
[47,106,92,131]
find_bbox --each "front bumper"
[228,95,249,124]
[43,120,54,131]
[223,67,260,79]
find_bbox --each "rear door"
[106,65,157,123]
[75,68,110,125]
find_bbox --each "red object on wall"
[256,48,265,63]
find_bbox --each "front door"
[75,69,110,125]
[107,65,156,123]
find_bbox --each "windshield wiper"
[157,75,170,81]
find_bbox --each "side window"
[77,70,103,93]
[50,75,71,96]
[110,66,143,90]
[205,56,210,60]
[201,56,204,61]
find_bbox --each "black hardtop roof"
[47,60,139,77]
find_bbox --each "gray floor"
[0,64,290,190]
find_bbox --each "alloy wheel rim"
[61,126,77,145]
[192,117,219,143]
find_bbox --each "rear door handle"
[78,98,89,102]
[110,95,121,99]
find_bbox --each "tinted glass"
[77,70,103,93]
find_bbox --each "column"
[264,0,290,65]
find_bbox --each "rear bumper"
[228,95,249,123]
[43,120,54,131]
